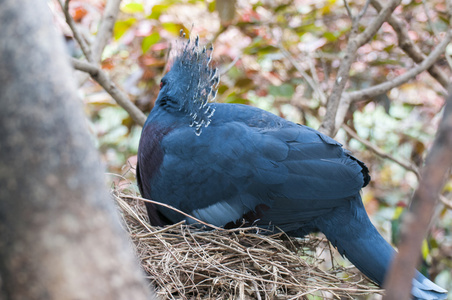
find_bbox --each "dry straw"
[113,185,382,300]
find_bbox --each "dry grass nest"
[113,186,382,300]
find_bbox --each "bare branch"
[307,53,324,104]
[92,0,121,63]
[371,0,450,89]
[343,124,452,212]
[348,31,452,102]
[279,46,327,105]
[318,0,402,137]
[439,194,452,210]
[58,0,93,62]
[343,0,353,19]
[121,194,224,231]
[342,124,420,178]
[71,58,147,126]
[220,54,241,76]
[383,91,452,300]
[421,0,440,40]
[356,0,371,21]
[355,0,401,47]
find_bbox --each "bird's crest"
[164,30,220,136]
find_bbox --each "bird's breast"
[137,123,173,193]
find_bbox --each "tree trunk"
[0,1,155,299]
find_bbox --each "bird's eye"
[160,80,165,89]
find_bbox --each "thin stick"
[71,58,147,126]
[439,194,452,210]
[279,46,327,104]
[342,124,420,178]
[121,194,224,230]
[319,0,402,136]
[370,0,449,89]
[92,0,121,63]
[58,0,93,62]
[135,221,187,238]
[348,30,452,102]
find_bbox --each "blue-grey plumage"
[136,36,447,300]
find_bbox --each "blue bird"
[137,36,448,300]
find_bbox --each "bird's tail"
[317,194,447,300]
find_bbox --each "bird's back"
[138,102,369,231]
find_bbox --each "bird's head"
[155,31,219,136]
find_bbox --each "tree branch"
[318,0,401,137]
[356,0,400,46]
[92,0,121,63]
[370,0,450,89]
[58,0,93,62]
[383,91,452,300]
[343,0,353,19]
[348,31,452,102]
[279,45,327,105]
[342,124,420,178]
[439,194,452,210]
[71,58,147,126]
[421,0,441,40]
[356,0,372,21]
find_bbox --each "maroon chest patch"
[137,123,173,226]
[137,123,173,197]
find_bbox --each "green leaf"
[226,96,248,104]
[226,66,241,80]
[217,85,228,95]
[113,18,136,40]
[421,239,430,260]
[162,23,186,36]
[207,1,215,12]
[268,84,294,98]
[147,4,170,19]
[235,78,253,88]
[121,3,144,14]
[142,32,160,53]
[393,206,404,219]
[224,91,248,104]
[244,38,278,55]
[323,31,338,42]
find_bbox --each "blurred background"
[50,0,452,296]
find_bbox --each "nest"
[113,187,382,299]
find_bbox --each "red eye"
[159,81,163,89]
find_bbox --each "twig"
[279,46,327,104]
[319,0,402,137]
[71,58,147,126]
[342,124,420,178]
[356,0,371,21]
[92,0,121,63]
[421,0,440,40]
[253,281,262,300]
[355,0,401,46]
[135,221,187,238]
[121,194,224,230]
[348,31,452,102]
[370,0,450,89]
[307,53,324,104]
[343,0,353,19]
[439,194,452,210]
[383,91,452,300]
[58,0,93,62]
[220,54,241,76]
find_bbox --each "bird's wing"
[150,107,368,227]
